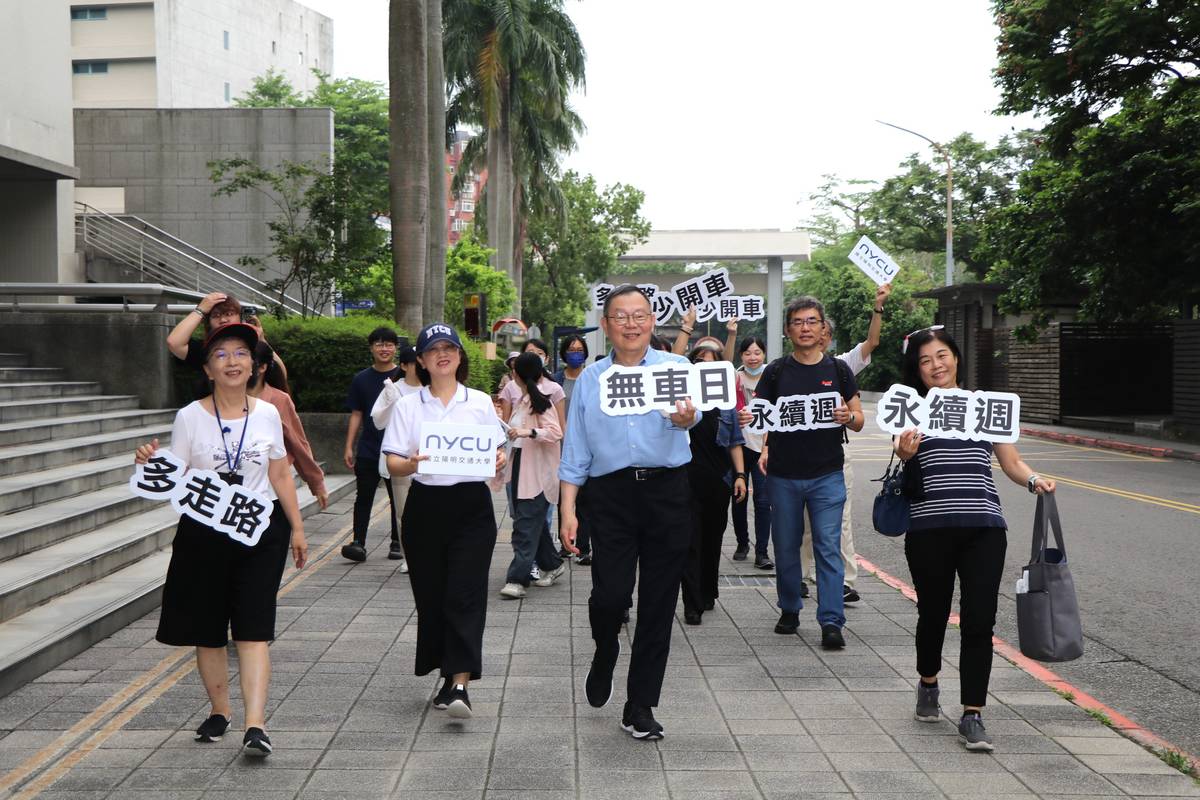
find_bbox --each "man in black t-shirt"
[342,327,404,562]
[753,296,864,650]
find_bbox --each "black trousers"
[681,470,731,616]
[401,480,497,679]
[586,466,691,708]
[904,525,1007,707]
[353,458,399,544]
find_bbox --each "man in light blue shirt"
[560,285,697,742]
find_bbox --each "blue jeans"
[506,492,563,586]
[768,470,846,628]
[731,448,771,557]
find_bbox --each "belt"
[616,465,676,481]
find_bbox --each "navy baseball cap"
[415,323,464,354]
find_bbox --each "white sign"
[598,361,738,416]
[875,384,1021,443]
[129,449,274,546]
[848,235,901,286]
[714,295,766,322]
[669,267,735,313]
[591,270,761,325]
[417,421,501,477]
[742,393,847,433]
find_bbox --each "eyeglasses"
[787,316,824,329]
[607,311,651,326]
[902,325,945,354]
[210,348,251,362]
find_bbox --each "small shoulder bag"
[871,450,910,536]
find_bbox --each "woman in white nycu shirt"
[133,323,308,758]
[382,324,506,720]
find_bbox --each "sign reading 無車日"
[416,421,503,478]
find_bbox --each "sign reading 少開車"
[416,421,502,477]
[874,384,1021,443]
[591,268,764,325]
[848,235,901,286]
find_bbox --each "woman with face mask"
[731,336,774,569]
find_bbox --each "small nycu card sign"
[417,421,501,477]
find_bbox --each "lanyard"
[213,397,250,474]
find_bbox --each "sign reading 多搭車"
[416,421,502,477]
[848,235,901,286]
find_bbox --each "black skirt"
[156,503,291,648]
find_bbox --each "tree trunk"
[424,0,447,324]
[484,89,516,304]
[512,182,525,316]
[389,0,429,336]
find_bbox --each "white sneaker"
[398,558,409,574]
[499,582,526,599]
[530,565,541,582]
[532,562,567,587]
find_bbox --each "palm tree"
[390,0,429,334]
[443,0,585,309]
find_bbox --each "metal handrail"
[0,283,207,313]
[74,202,322,317]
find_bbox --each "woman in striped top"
[895,328,1055,752]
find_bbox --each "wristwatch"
[529,428,538,439]
[1027,474,1040,493]
[874,307,885,315]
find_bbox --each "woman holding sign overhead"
[132,322,307,758]
[895,327,1054,753]
[382,323,506,720]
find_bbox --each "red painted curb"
[1021,427,1200,461]
[856,555,1200,774]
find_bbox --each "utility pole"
[877,120,954,287]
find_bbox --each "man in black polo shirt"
[754,296,864,649]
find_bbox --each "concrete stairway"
[0,352,353,695]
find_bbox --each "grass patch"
[1085,707,1113,728]
[1051,687,1075,702]
[1158,748,1198,779]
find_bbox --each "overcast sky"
[301,0,1037,231]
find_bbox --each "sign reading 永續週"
[599,361,737,416]
[129,448,274,546]
[848,235,901,286]
[742,393,847,433]
[416,421,501,477]
[874,384,1021,443]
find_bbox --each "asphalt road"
[845,408,1200,757]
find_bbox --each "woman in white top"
[134,323,307,758]
[731,335,774,569]
[382,323,506,720]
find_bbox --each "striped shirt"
[908,437,1007,531]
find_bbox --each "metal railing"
[74,202,323,317]
[0,282,205,313]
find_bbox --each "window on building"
[223,30,230,50]
[460,200,475,213]
[452,219,468,232]
[298,51,304,64]
[224,82,231,102]
[71,8,107,20]
[460,184,474,199]
[271,40,276,54]
[72,61,109,74]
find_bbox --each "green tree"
[801,175,875,249]
[522,171,650,331]
[788,237,937,390]
[444,0,587,302]
[992,0,1200,152]
[444,233,517,327]
[234,69,304,107]
[981,85,1200,327]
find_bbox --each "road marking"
[1038,472,1200,515]
[0,502,380,797]
[857,555,1200,776]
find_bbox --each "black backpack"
[760,355,856,443]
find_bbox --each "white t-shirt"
[171,398,287,499]
[381,383,505,487]
[837,342,872,376]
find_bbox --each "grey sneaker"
[532,562,567,587]
[915,682,941,722]
[958,713,994,751]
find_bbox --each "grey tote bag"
[1015,494,1084,662]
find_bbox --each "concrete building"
[70,0,333,109]
[0,1,81,285]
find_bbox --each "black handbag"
[871,451,910,536]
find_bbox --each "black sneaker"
[577,554,592,566]
[446,684,472,719]
[242,727,272,757]
[774,612,800,635]
[915,681,941,722]
[193,713,230,743]
[621,702,664,741]
[433,677,454,709]
[341,542,366,562]
[755,555,774,570]
[585,639,620,708]
[388,541,403,560]
[732,544,749,561]
[958,712,994,751]
[821,624,846,650]
[684,610,702,626]
[799,581,810,599]
[558,547,573,559]
[843,585,860,603]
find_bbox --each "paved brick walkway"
[0,492,1195,799]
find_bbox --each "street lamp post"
[877,120,954,287]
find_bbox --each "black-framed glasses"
[787,316,824,329]
[902,325,945,354]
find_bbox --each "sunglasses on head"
[902,325,945,355]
